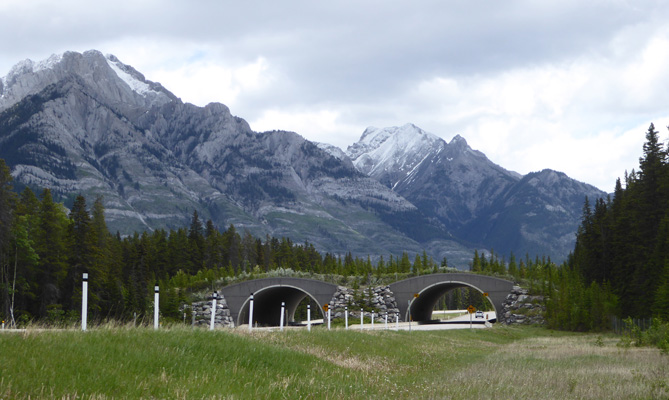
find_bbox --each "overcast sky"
[2,0,669,192]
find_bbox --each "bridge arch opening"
[237,285,325,327]
[407,281,497,323]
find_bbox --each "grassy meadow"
[0,324,667,399]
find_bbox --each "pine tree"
[187,210,205,273]
[0,160,17,323]
[0,159,14,253]
[471,250,481,272]
[35,189,70,317]
[399,252,411,273]
[64,195,95,313]
[653,260,669,320]
[90,197,122,318]
[508,252,518,278]
[413,254,423,275]
[7,215,39,325]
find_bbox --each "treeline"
[571,123,669,320]
[0,158,448,325]
[505,123,669,332]
[470,247,617,331]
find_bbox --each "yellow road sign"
[467,305,476,314]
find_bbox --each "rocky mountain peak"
[449,134,468,148]
[346,123,444,178]
[0,49,608,265]
[0,50,176,113]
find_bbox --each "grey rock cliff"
[0,50,606,265]
[346,124,606,260]
[0,51,471,264]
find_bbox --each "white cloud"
[151,56,272,108]
[250,108,362,147]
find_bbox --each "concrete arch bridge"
[218,273,514,327]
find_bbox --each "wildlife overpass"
[219,277,338,327]
[219,273,514,326]
[388,273,514,322]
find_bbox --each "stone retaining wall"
[192,296,235,328]
[499,285,546,325]
[328,285,400,322]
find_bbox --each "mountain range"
[0,50,606,267]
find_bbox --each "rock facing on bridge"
[192,296,234,328]
[499,286,546,325]
[329,286,400,322]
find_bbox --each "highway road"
[245,311,497,331]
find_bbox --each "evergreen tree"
[508,252,518,278]
[0,160,17,322]
[63,195,95,313]
[572,123,669,319]
[653,260,669,320]
[471,250,481,272]
[222,225,241,271]
[399,252,411,273]
[0,160,14,255]
[90,197,122,318]
[187,211,205,273]
[7,215,39,325]
[35,189,70,317]
[413,254,423,275]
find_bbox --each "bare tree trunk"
[1,253,8,325]
[10,244,17,327]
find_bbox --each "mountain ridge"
[344,123,605,259]
[0,50,606,265]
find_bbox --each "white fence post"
[248,293,254,331]
[280,302,285,331]
[154,285,160,330]
[345,306,348,329]
[307,304,311,332]
[385,312,388,330]
[327,306,331,330]
[360,308,364,330]
[81,273,88,331]
[210,291,217,331]
[371,311,375,330]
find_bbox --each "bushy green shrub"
[620,318,669,352]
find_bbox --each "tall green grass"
[1,325,666,399]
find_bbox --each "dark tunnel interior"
[408,283,494,322]
[238,286,323,326]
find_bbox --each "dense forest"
[571,123,669,321]
[0,162,456,326]
[0,123,666,331]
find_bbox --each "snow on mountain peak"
[0,50,177,112]
[350,124,439,156]
[105,54,153,96]
[346,123,445,178]
[3,52,65,83]
[34,53,64,73]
